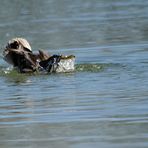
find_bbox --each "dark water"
[0,0,148,148]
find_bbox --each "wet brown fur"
[3,38,50,73]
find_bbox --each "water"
[0,0,148,148]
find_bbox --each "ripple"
[0,62,123,77]
[75,63,103,72]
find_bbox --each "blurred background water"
[0,0,148,148]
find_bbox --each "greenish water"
[0,0,148,148]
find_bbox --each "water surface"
[0,0,148,148]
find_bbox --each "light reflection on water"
[0,0,148,148]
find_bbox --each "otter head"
[3,38,37,73]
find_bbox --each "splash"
[75,63,103,72]
[0,63,105,76]
[0,66,11,76]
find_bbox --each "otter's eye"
[10,41,19,49]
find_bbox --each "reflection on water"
[0,0,148,148]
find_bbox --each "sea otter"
[3,38,75,73]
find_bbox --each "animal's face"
[3,38,36,73]
[6,41,19,49]
[4,38,32,53]
[3,40,20,66]
[3,38,51,73]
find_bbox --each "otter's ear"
[9,41,19,49]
